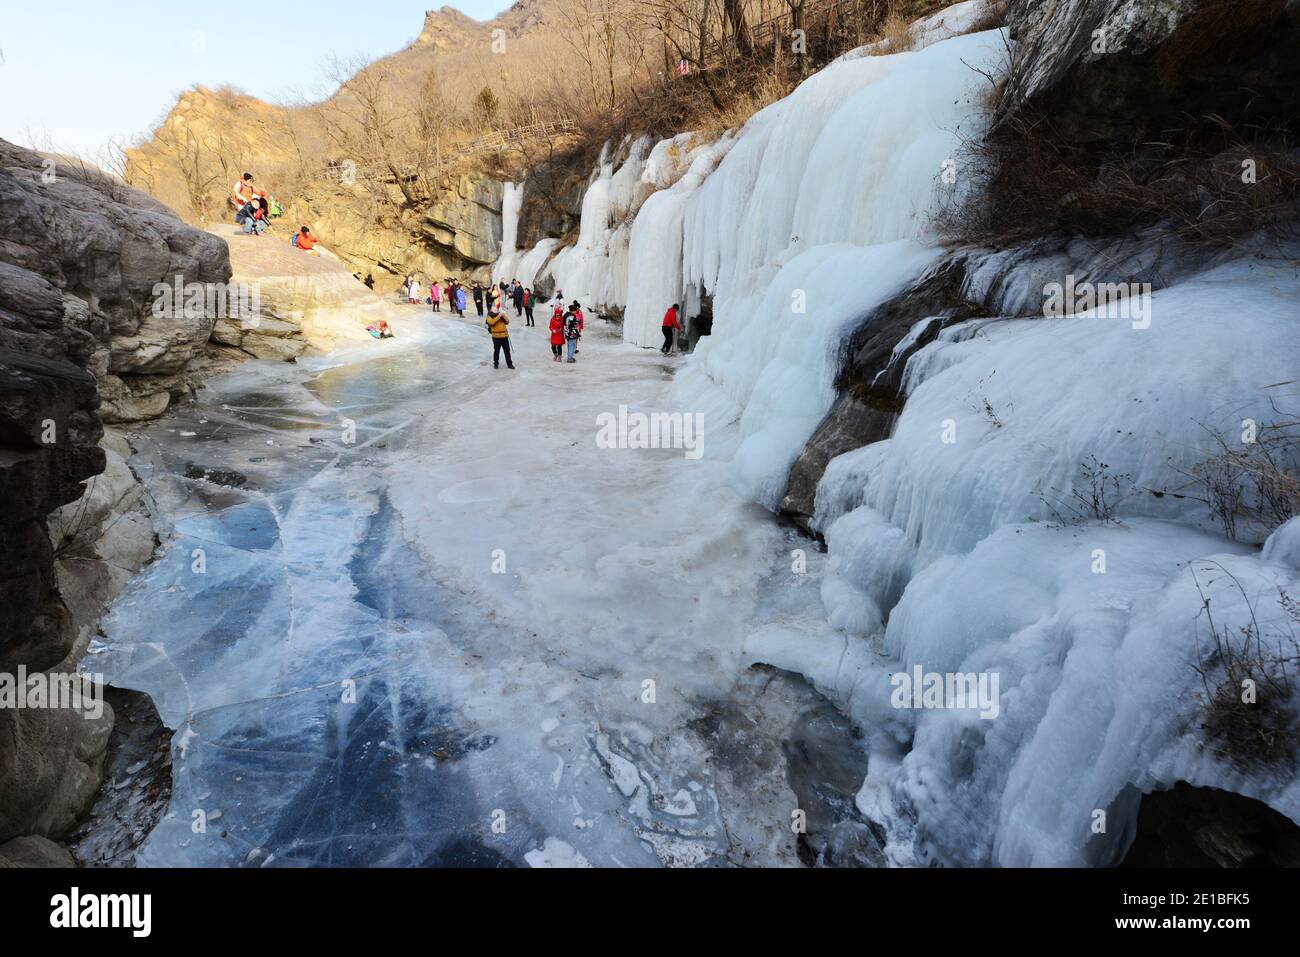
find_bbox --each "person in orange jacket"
[661,303,681,354]
[296,226,320,254]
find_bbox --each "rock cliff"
[0,137,234,853]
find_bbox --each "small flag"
[677,58,688,76]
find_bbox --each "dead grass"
[1179,405,1300,542]
[878,9,916,52]
[1192,563,1300,771]
[935,106,1300,246]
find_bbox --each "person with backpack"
[523,287,535,327]
[486,300,514,369]
[295,227,320,254]
[549,304,565,361]
[661,303,681,354]
[563,307,581,363]
[570,301,585,354]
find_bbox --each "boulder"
[0,136,226,853]
[0,697,115,843]
[998,0,1300,139]
[0,835,77,868]
[215,225,403,352]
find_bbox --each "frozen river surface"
[96,308,876,867]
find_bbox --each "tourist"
[549,304,565,361]
[661,303,681,354]
[294,226,320,254]
[486,301,514,369]
[563,306,580,363]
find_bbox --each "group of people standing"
[549,299,585,363]
[416,277,468,315]
[477,284,586,369]
[394,266,684,369]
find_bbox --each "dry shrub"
[878,9,915,52]
[1181,408,1300,542]
[1192,564,1300,771]
[936,106,1300,246]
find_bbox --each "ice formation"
[96,0,1300,868]
[495,13,1300,866]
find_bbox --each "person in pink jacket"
[430,281,442,312]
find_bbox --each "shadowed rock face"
[998,0,1300,140]
[0,138,232,422]
[1120,782,1300,866]
[780,258,985,525]
[0,137,230,848]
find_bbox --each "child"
[549,305,565,361]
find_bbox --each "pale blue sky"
[0,1,512,157]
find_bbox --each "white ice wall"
[672,29,1002,506]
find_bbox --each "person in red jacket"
[661,303,681,354]
[549,305,565,361]
[296,227,319,253]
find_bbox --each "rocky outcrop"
[421,172,505,267]
[780,258,987,524]
[0,834,79,868]
[214,225,404,354]
[296,169,505,292]
[1120,782,1300,866]
[998,0,1300,139]
[1,138,233,423]
[0,136,227,850]
[414,5,481,48]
